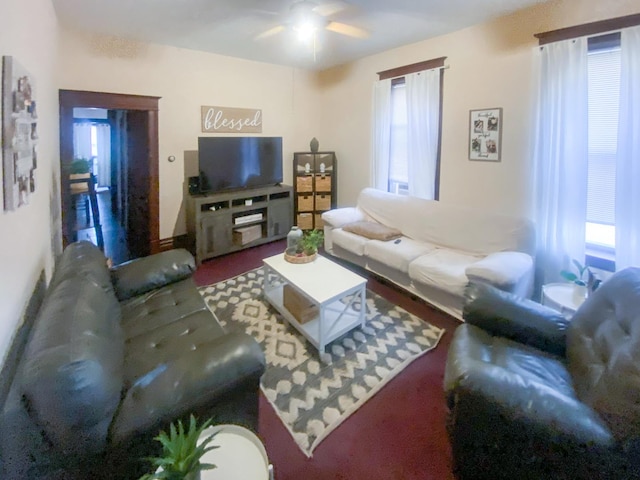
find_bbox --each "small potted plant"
[139,415,219,480]
[561,259,600,301]
[285,229,324,263]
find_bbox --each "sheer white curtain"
[73,123,93,161]
[405,69,440,199]
[371,78,392,190]
[94,124,111,187]
[533,38,589,285]
[615,26,640,269]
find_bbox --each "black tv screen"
[198,136,283,193]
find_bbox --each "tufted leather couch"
[444,267,640,480]
[0,241,266,479]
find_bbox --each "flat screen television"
[197,136,283,193]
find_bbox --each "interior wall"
[56,29,323,239]
[0,0,59,364]
[316,0,640,218]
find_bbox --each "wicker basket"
[284,249,317,264]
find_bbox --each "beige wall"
[0,0,59,364]
[317,0,640,217]
[56,30,323,239]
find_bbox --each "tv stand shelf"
[187,184,293,264]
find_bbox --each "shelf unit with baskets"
[293,151,337,230]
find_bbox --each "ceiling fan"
[255,0,369,42]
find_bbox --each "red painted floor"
[194,240,459,480]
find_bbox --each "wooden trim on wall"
[59,90,161,255]
[377,57,447,80]
[534,13,640,45]
[158,234,190,252]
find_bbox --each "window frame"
[377,57,446,200]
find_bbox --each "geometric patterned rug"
[199,267,445,457]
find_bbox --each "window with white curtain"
[389,81,409,194]
[586,35,621,252]
[373,57,445,199]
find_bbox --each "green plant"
[561,259,590,286]
[139,415,219,480]
[296,229,324,255]
[69,157,93,174]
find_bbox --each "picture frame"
[2,55,38,211]
[468,107,502,162]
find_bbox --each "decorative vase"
[572,284,587,305]
[287,226,303,250]
[310,137,319,153]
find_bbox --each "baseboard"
[158,234,190,252]
[0,270,47,411]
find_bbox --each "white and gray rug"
[199,268,445,457]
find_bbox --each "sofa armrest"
[321,207,365,229]
[465,251,533,294]
[109,332,265,444]
[110,249,196,301]
[463,282,570,357]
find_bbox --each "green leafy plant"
[69,157,93,174]
[139,415,219,480]
[561,259,590,286]
[296,229,324,255]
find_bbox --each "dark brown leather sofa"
[0,241,265,479]
[444,267,640,480]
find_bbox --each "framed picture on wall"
[468,107,502,162]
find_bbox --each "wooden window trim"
[377,57,446,80]
[535,13,640,45]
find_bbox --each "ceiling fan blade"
[325,21,369,39]
[254,25,286,40]
[313,2,349,17]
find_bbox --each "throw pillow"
[343,221,402,241]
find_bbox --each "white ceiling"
[52,0,547,71]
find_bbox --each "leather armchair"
[444,268,640,480]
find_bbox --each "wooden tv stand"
[186,184,293,264]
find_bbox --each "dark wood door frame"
[59,89,161,254]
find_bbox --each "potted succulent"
[284,229,324,263]
[139,415,219,480]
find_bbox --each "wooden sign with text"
[201,106,262,133]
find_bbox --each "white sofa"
[321,188,536,320]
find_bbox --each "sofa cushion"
[20,275,124,456]
[120,277,214,340]
[343,221,402,241]
[332,228,369,256]
[409,249,482,295]
[366,237,436,273]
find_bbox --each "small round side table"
[542,282,587,318]
[199,424,273,480]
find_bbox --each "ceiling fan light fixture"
[293,21,317,41]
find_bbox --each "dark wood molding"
[59,89,160,256]
[158,234,190,252]
[377,57,447,80]
[535,13,640,45]
[59,90,160,111]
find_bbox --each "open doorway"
[59,90,161,264]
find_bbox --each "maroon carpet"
[194,240,459,480]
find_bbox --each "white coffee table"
[262,253,367,354]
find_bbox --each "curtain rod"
[386,65,449,82]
